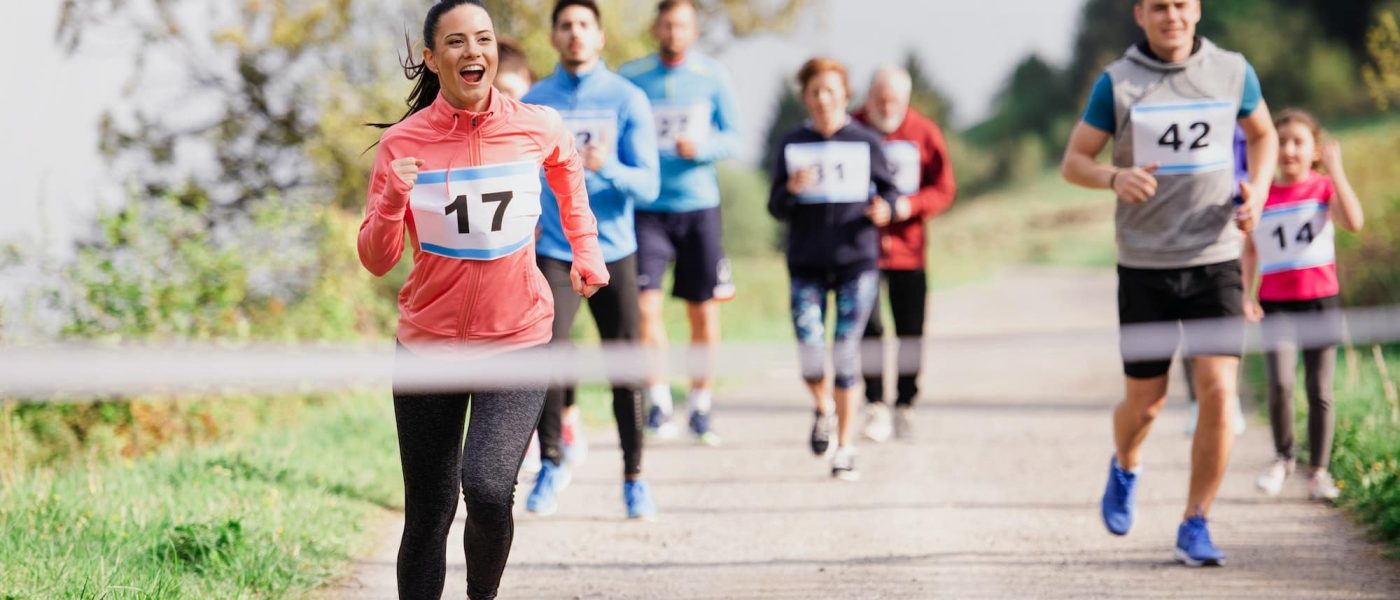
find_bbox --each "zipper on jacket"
[457,115,482,341]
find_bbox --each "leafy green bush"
[0,194,397,469]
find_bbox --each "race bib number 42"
[784,141,871,204]
[410,160,542,260]
[1253,200,1335,275]
[1130,100,1236,175]
[653,101,712,155]
[882,141,921,195]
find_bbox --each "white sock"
[648,384,674,416]
[686,388,712,414]
[1116,457,1142,475]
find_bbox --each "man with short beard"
[522,0,661,521]
[852,64,957,442]
[621,0,742,445]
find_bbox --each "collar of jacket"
[552,61,610,90]
[424,88,504,138]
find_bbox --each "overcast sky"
[0,0,1089,246]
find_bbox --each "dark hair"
[369,0,488,129]
[551,0,601,28]
[497,36,533,83]
[656,0,696,16]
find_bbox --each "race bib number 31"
[784,141,871,204]
[653,101,712,155]
[1130,100,1235,175]
[410,160,542,260]
[883,141,921,195]
[1253,200,1335,275]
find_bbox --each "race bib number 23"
[409,160,542,260]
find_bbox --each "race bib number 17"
[410,160,543,260]
[784,141,871,204]
[1130,100,1235,175]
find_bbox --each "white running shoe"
[893,405,913,440]
[562,409,589,466]
[520,432,542,476]
[862,402,893,443]
[1230,395,1247,436]
[831,446,860,481]
[1309,471,1341,501]
[1184,397,1246,437]
[1256,457,1295,496]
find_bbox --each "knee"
[461,475,515,520]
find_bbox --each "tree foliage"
[1364,10,1400,110]
[55,0,818,218]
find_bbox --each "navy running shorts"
[635,207,729,303]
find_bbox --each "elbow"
[1345,215,1364,232]
[357,247,394,278]
[1058,155,1076,183]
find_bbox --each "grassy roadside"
[1243,345,1400,555]
[0,393,402,598]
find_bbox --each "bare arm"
[1240,233,1263,322]
[1060,121,1160,203]
[1236,102,1278,232]
[1320,138,1365,231]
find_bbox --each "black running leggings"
[393,351,546,600]
[536,254,645,477]
[1261,297,1342,470]
[861,269,927,406]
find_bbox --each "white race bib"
[560,110,617,157]
[652,101,712,155]
[410,160,542,260]
[883,141,921,195]
[784,141,871,204]
[1130,100,1236,175]
[1253,200,1335,275]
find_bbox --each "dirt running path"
[329,267,1399,599]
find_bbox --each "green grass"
[0,392,402,598]
[1244,345,1400,555]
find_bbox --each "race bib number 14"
[1130,100,1235,175]
[410,160,543,260]
[784,141,871,204]
[1253,200,1335,275]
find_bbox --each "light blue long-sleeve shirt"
[524,62,660,263]
[620,52,740,213]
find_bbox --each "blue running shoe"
[1175,515,1226,567]
[647,405,679,439]
[623,479,657,521]
[688,410,721,446]
[1101,455,1138,536]
[525,460,570,516]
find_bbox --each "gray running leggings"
[392,347,546,600]
[1261,297,1343,470]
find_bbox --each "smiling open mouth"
[460,65,485,84]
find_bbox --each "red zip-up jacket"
[852,106,957,270]
[359,91,607,352]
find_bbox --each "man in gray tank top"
[1059,0,1278,568]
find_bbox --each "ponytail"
[368,0,486,130]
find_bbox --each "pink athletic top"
[1254,171,1339,302]
[358,90,608,352]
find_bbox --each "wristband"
[1108,170,1119,191]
